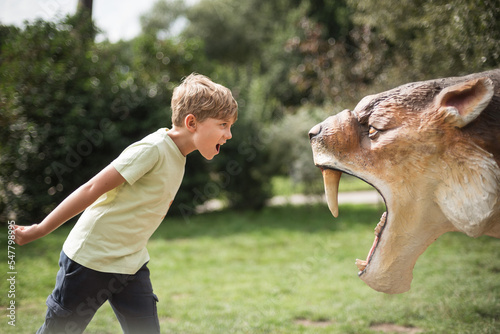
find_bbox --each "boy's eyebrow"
[220,116,237,123]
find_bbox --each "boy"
[14,73,238,333]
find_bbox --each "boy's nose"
[226,128,232,139]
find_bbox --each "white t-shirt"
[63,128,186,274]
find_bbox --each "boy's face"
[193,117,234,160]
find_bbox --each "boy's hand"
[13,224,42,246]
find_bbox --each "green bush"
[0,17,123,223]
[0,15,277,223]
[0,16,199,222]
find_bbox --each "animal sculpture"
[309,69,500,293]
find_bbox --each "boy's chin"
[201,153,216,160]
[200,148,219,160]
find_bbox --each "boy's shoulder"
[120,128,174,157]
[113,128,184,184]
[141,128,169,143]
[135,128,184,160]
[126,128,171,149]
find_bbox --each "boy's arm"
[14,164,126,246]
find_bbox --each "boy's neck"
[167,126,195,157]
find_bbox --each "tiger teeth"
[322,169,342,217]
[356,259,367,271]
[359,212,387,273]
[374,212,387,235]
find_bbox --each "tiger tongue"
[322,169,342,217]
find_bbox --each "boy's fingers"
[12,226,25,245]
[13,225,33,231]
[13,224,39,246]
[13,224,24,228]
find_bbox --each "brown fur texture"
[309,69,500,293]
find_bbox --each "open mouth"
[216,144,221,153]
[320,167,387,276]
[355,212,386,275]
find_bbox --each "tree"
[183,0,299,64]
[348,0,500,79]
[77,0,93,17]
[139,0,187,39]
[75,0,95,41]
[0,16,177,222]
[1,18,104,222]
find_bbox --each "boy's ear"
[184,114,197,133]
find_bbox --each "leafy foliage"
[0,15,202,222]
[349,0,500,79]
[0,17,118,222]
[2,0,499,222]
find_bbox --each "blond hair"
[171,73,238,126]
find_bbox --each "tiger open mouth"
[320,167,387,275]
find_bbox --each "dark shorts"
[37,251,160,334]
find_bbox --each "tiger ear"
[435,77,494,127]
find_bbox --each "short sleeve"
[111,142,159,185]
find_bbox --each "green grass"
[2,203,499,333]
[272,174,374,196]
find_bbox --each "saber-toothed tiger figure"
[309,69,500,294]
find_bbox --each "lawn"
[271,174,373,196]
[2,202,499,333]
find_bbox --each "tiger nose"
[308,123,322,140]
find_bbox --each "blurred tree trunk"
[78,0,93,17]
[74,0,95,41]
